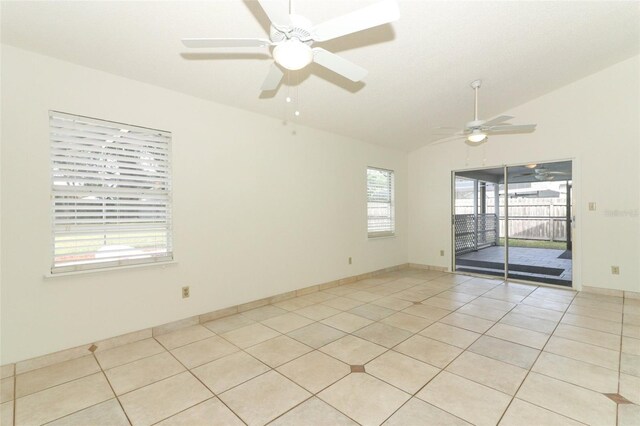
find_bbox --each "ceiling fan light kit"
[181,0,400,93]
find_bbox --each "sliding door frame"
[451,158,580,290]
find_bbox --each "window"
[50,111,172,273]
[367,167,395,237]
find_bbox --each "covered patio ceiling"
[456,161,572,184]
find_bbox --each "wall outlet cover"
[182,286,190,298]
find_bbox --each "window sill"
[44,260,178,279]
[368,233,396,240]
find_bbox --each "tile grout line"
[92,352,134,426]
[494,289,581,425]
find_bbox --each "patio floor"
[456,246,572,287]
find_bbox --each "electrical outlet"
[182,286,190,298]
[348,257,352,265]
[611,266,620,275]
[440,250,445,256]
[589,202,597,211]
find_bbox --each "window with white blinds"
[50,111,173,274]
[367,167,395,237]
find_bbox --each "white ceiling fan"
[181,0,400,92]
[515,167,570,181]
[432,80,537,145]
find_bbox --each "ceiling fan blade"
[257,0,292,28]
[482,115,514,127]
[488,124,537,134]
[261,62,284,91]
[312,48,368,82]
[182,38,272,48]
[311,0,400,42]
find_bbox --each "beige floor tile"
[318,373,410,426]
[353,322,413,348]
[380,312,434,333]
[572,297,623,313]
[621,353,640,377]
[366,350,439,394]
[455,303,510,321]
[270,397,357,426]
[437,291,478,303]
[544,336,619,370]
[320,335,386,365]
[15,355,100,399]
[567,305,622,322]
[275,297,317,311]
[471,297,516,311]
[171,336,239,368]
[245,335,312,368]
[430,274,474,285]
[47,398,129,426]
[219,371,311,426]
[349,304,396,321]
[623,336,640,355]
[623,323,640,339]
[421,296,467,310]
[261,312,314,333]
[1,401,13,426]
[469,336,539,369]
[95,338,165,370]
[561,313,622,335]
[192,351,269,394]
[499,312,558,334]
[521,296,569,312]
[156,398,244,426]
[383,397,470,425]
[553,324,621,350]
[512,304,564,322]
[277,351,350,393]
[105,352,185,395]
[0,365,14,380]
[154,325,214,350]
[402,304,451,321]
[320,312,373,333]
[420,323,480,349]
[119,371,212,426]
[345,290,381,303]
[450,285,491,297]
[221,323,281,348]
[439,312,495,333]
[626,313,640,326]
[394,335,462,368]
[202,314,255,334]
[486,323,550,350]
[0,377,13,403]
[295,304,342,321]
[287,323,346,348]
[300,291,337,303]
[516,372,616,425]
[321,296,365,311]
[241,305,288,321]
[370,297,414,311]
[619,373,640,404]
[15,372,114,425]
[322,286,357,297]
[446,351,527,395]
[416,371,511,426]
[499,398,583,426]
[532,352,619,393]
[618,403,640,426]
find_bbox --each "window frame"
[49,111,173,274]
[366,166,396,238]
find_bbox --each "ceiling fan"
[515,167,570,181]
[432,80,537,145]
[181,0,400,92]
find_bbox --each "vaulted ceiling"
[2,1,639,151]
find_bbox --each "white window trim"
[367,166,396,238]
[49,111,173,274]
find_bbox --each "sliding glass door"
[453,161,573,287]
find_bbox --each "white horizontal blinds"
[50,111,173,273]
[367,167,395,237]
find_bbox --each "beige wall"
[0,46,408,363]
[408,55,640,293]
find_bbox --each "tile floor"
[2,269,639,425]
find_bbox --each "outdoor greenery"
[498,237,566,250]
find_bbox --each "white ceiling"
[2,1,639,151]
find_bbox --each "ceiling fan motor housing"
[270,14,313,45]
